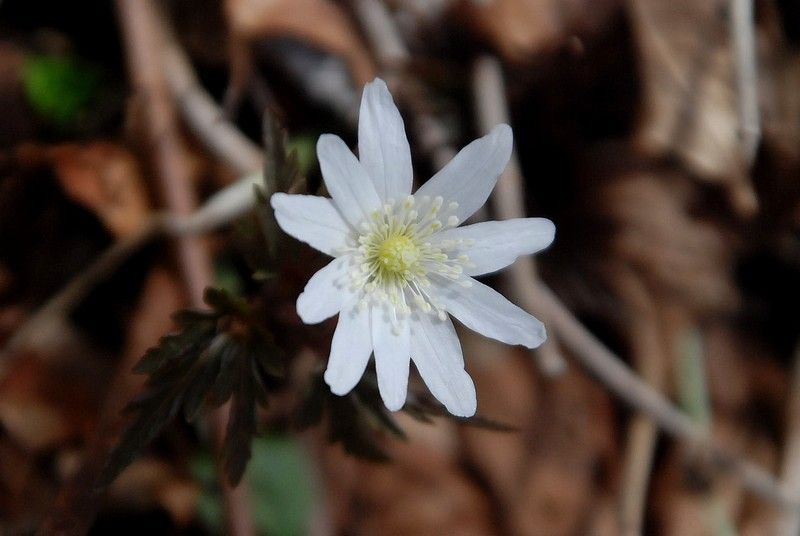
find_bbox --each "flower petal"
[414,124,512,222]
[411,315,476,417]
[435,217,555,276]
[317,134,382,226]
[296,256,352,324]
[270,193,351,256]
[435,276,546,349]
[324,300,372,395]
[371,306,411,411]
[358,79,413,201]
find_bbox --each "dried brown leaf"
[225,0,376,85]
[48,143,150,238]
[456,0,619,63]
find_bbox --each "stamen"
[348,194,465,322]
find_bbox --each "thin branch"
[0,172,264,371]
[351,0,409,69]
[776,340,800,535]
[14,170,795,515]
[350,0,793,509]
[730,0,761,165]
[529,283,800,510]
[472,54,567,377]
[351,0,457,171]
[612,273,668,535]
[12,0,790,518]
[116,0,254,534]
[153,7,264,175]
[36,269,183,535]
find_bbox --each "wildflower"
[271,79,555,416]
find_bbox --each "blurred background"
[0,0,799,534]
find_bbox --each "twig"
[776,340,800,535]
[36,269,183,535]
[472,55,567,377]
[153,7,264,175]
[15,0,790,518]
[351,1,794,508]
[0,172,264,372]
[16,172,795,516]
[613,273,666,535]
[116,0,254,534]
[529,283,800,510]
[351,0,409,69]
[350,0,457,171]
[730,0,760,165]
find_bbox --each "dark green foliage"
[239,112,307,276]
[192,435,318,535]
[100,288,283,488]
[296,369,515,461]
[23,55,99,127]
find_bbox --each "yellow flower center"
[375,234,420,276]
[343,195,473,321]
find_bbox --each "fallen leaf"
[0,354,103,451]
[225,0,376,85]
[47,142,150,238]
[455,0,620,63]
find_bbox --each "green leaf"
[328,394,391,461]
[182,350,223,422]
[223,359,257,485]
[99,379,185,487]
[192,436,318,536]
[294,369,515,463]
[203,287,248,316]
[208,339,242,407]
[294,372,327,429]
[250,338,286,378]
[134,317,216,374]
[214,258,246,297]
[676,327,712,428]
[23,55,99,126]
[101,293,284,489]
[286,135,317,176]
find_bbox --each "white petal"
[296,256,351,324]
[414,124,512,221]
[411,315,476,417]
[435,218,555,276]
[358,79,413,201]
[270,193,351,256]
[324,300,372,395]
[317,134,382,226]
[435,276,546,349]
[371,306,411,411]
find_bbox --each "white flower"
[271,78,555,417]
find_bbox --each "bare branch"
[776,340,800,535]
[351,0,793,510]
[530,282,800,510]
[472,55,567,377]
[350,0,457,170]
[154,8,264,175]
[730,0,761,164]
[114,1,255,533]
[612,273,667,535]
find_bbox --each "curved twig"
[531,283,799,509]
[472,55,568,377]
